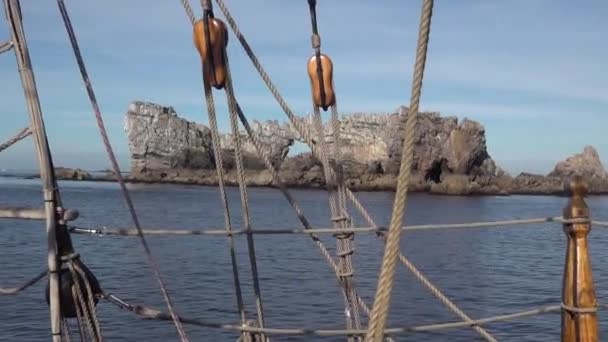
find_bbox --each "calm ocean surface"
[2,176,608,341]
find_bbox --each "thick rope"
[62,318,72,342]
[224,56,267,340]
[365,1,434,340]
[0,269,46,294]
[55,2,189,340]
[202,63,249,331]
[73,262,103,341]
[103,293,565,336]
[0,126,30,153]
[72,285,92,341]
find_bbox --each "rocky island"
[109,101,608,195]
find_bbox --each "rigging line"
[0,126,30,153]
[103,293,565,336]
[365,1,434,340]
[68,216,576,237]
[179,0,196,25]
[0,39,13,53]
[0,269,46,295]
[313,107,360,335]
[224,56,267,339]
[201,60,249,330]
[55,1,189,340]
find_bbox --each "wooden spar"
[562,176,598,342]
[4,0,62,340]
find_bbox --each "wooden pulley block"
[193,17,228,89]
[307,53,335,110]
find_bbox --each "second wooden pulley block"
[193,17,228,89]
[307,53,335,111]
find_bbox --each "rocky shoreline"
[50,101,608,196]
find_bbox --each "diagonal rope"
[210,3,488,341]
[365,1,434,340]
[224,56,267,340]
[0,39,13,54]
[55,1,189,340]
[0,126,30,153]
[179,0,196,25]
[0,269,46,295]
[103,292,565,336]
[201,61,249,330]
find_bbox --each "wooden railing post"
[562,176,598,342]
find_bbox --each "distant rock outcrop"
[548,146,608,180]
[122,101,607,195]
[54,167,91,181]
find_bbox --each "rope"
[72,284,92,341]
[68,217,580,237]
[201,57,249,330]
[62,318,72,342]
[103,293,565,336]
[592,220,608,227]
[232,102,341,273]
[55,1,189,340]
[365,1,434,340]
[224,56,267,340]
[0,269,46,294]
[311,104,360,334]
[0,126,30,153]
[398,253,497,342]
[73,262,103,341]
[179,0,196,25]
[0,39,13,54]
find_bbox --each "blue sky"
[0,0,606,175]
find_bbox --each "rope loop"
[561,303,598,314]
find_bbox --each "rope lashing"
[194,3,228,89]
[0,126,30,153]
[306,0,334,110]
[44,253,101,319]
[56,1,189,340]
[365,1,434,340]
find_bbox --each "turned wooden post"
[562,176,598,342]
